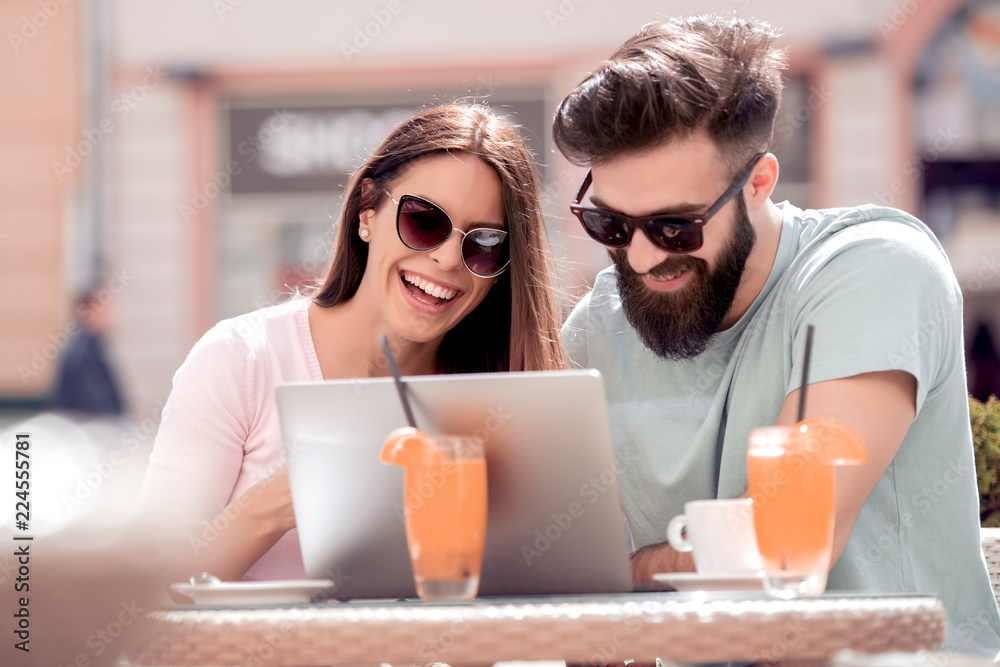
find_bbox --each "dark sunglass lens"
[646,218,701,252]
[463,230,508,276]
[398,198,451,250]
[580,210,630,247]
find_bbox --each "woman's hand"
[242,464,296,535]
[193,463,297,581]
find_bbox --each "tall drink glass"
[747,419,866,599]
[382,429,488,601]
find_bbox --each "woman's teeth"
[403,272,457,301]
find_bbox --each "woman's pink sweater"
[140,299,321,580]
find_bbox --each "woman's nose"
[425,231,465,272]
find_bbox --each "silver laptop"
[276,369,634,598]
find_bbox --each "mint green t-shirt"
[562,202,1000,658]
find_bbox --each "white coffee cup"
[666,498,763,575]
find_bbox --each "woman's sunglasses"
[385,191,511,279]
[569,152,766,253]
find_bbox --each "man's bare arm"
[632,370,914,584]
[776,369,916,565]
[629,541,696,583]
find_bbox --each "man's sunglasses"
[385,191,510,279]
[569,152,766,253]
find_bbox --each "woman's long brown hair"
[311,104,566,373]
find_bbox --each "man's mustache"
[611,249,705,278]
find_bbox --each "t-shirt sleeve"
[139,323,253,523]
[561,289,593,369]
[785,220,963,414]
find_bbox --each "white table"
[127,592,946,665]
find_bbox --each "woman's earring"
[359,228,370,240]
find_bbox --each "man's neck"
[720,199,784,329]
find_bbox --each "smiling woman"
[138,104,567,582]
[312,104,563,375]
[314,150,508,377]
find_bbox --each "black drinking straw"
[380,334,417,428]
[796,324,815,423]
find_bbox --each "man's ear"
[747,153,779,212]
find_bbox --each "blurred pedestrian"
[48,290,126,416]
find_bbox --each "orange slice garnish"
[380,427,444,469]
[796,417,867,465]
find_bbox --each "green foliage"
[970,395,1000,526]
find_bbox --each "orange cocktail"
[381,427,487,601]
[747,418,866,598]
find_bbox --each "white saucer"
[170,579,336,606]
[653,571,765,592]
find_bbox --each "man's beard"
[612,196,756,360]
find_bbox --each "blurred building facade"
[1,0,83,410]
[3,0,1000,418]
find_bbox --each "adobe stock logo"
[392,407,511,525]
[545,0,588,31]
[7,0,71,54]
[339,0,404,62]
[520,466,619,566]
[50,67,167,182]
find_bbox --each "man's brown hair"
[553,15,786,173]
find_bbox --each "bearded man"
[554,14,1000,658]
